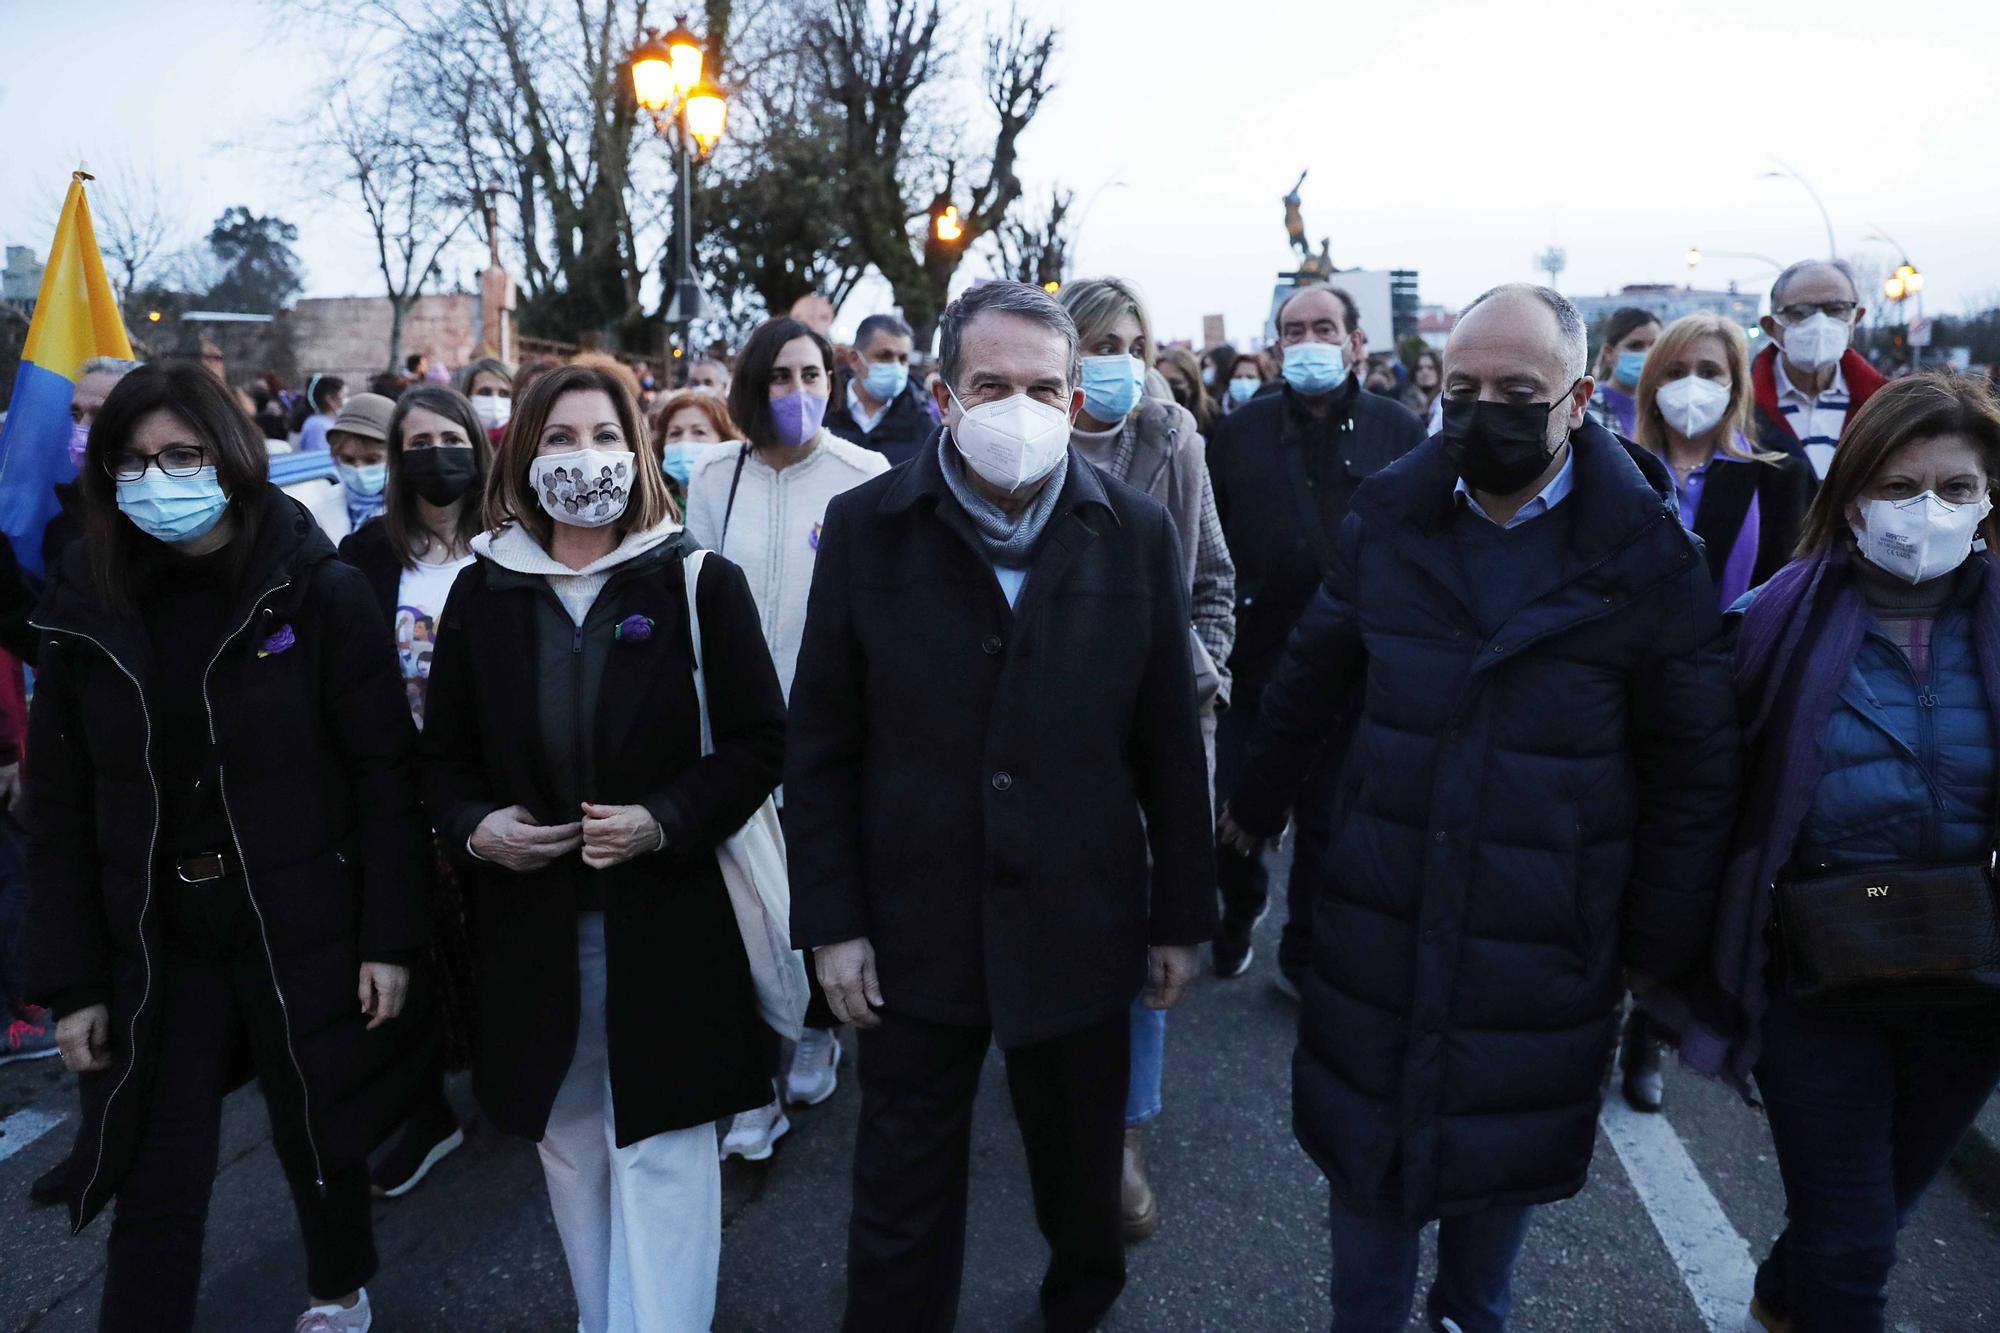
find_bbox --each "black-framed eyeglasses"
[1776,301,1858,325]
[106,445,211,482]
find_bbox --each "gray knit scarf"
[937,429,1070,568]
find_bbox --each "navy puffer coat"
[1231,419,1741,1220]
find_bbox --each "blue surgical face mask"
[660,442,706,486]
[117,466,230,545]
[1080,354,1146,423]
[862,361,909,402]
[337,460,389,497]
[1227,376,1261,405]
[1281,341,1347,395]
[1614,349,1647,389]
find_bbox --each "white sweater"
[684,431,888,699]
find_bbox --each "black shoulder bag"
[1775,777,2000,1014]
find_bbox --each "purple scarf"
[1646,547,2000,1092]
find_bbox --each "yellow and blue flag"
[0,172,134,578]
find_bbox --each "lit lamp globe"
[685,81,728,155]
[631,33,677,111]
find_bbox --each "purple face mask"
[769,389,828,448]
[68,421,90,469]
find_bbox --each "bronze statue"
[1281,171,1333,283]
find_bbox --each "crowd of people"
[0,252,1997,1333]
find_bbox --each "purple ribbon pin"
[257,624,296,658]
[615,614,655,644]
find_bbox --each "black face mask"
[400,446,482,507]
[1441,380,1580,495]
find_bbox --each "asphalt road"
[3,858,1996,1332]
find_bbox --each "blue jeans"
[1326,1191,1534,1333]
[1752,993,2000,1332]
[1125,1000,1163,1126]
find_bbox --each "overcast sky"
[5,0,1997,348]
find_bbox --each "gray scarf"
[937,429,1070,567]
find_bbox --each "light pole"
[1867,228,1925,370]
[1759,160,1838,258]
[1684,246,1784,274]
[631,15,727,369]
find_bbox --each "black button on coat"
[1229,421,1741,1220]
[418,533,784,1145]
[24,491,435,1231]
[785,437,1218,1048]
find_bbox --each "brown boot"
[1121,1125,1159,1242]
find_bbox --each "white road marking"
[1601,1095,1759,1333]
[0,1107,65,1164]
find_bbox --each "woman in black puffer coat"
[24,364,432,1333]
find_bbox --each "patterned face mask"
[530,448,633,528]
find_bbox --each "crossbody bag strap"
[682,548,713,757]
[719,446,751,554]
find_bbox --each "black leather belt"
[175,853,237,884]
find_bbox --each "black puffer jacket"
[24,490,434,1230]
[1230,421,1740,1220]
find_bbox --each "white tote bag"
[683,549,811,1041]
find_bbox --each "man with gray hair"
[1220,283,1739,1331]
[786,280,1215,1331]
[825,311,932,465]
[1752,257,1886,478]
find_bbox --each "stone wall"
[289,292,484,383]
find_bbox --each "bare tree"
[805,0,1059,347]
[992,186,1073,289]
[320,91,475,370]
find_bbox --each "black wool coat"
[1689,452,1818,593]
[1230,421,1741,1221]
[1207,379,1426,697]
[335,517,404,624]
[24,490,435,1231]
[785,438,1218,1048]
[823,376,937,467]
[418,533,784,1145]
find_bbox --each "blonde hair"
[1059,277,1156,370]
[1633,312,1781,464]
[484,363,678,543]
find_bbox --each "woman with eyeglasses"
[1656,376,2000,1332]
[22,363,432,1333]
[337,385,495,1201]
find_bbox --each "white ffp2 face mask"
[1851,491,1994,584]
[1781,312,1852,373]
[947,386,1072,492]
[1655,375,1732,440]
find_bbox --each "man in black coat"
[1206,283,1426,990]
[1221,284,1739,1332]
[787,282,1216,1333]
[823,312,934,466]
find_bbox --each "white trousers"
[538,913,721,1333]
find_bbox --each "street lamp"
[631,14,726,343]
[1866,228,1925,368]
[1759,160,1838,258]
[933,205,964,245]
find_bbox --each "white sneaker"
[785,1029,842,1106]
[720,1097,790,1162]
[294,1287,372,1332]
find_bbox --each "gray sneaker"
[294,1288,372,1332]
